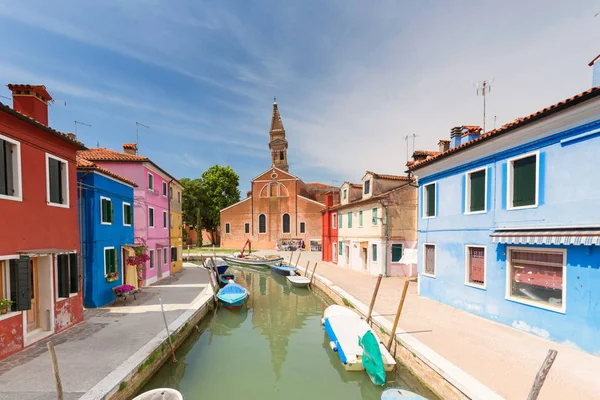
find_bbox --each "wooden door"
[27,259,39,331]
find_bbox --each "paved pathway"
[260,250,600,400]
[0,264,210,400]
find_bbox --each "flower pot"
[1,307,7,315]
[138,279,143,288]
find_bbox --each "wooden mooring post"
[387,280,410,350]
[47,342,63,400]
[288,251,294,266]
[366,274,383,324]
[526,349,558,400]
[158,295,178,363]
[304,261,311,276]
[309,262,319,286]
[294,252,302,268]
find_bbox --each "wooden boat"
[132,388,183,400]
[381,388,428,399]
[321,305,395,383]
[213,259,229,275]
[218,273,235,288]
[222,254,283,267]
[270,263,298,276]
[217,281,249,309]
[286,275,310,287]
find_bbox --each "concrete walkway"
[262,250,600,400]
[0,264,210,400]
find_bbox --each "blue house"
[78,157,136,307]
[408,86,600,354]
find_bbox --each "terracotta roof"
[7,84,53,101]
[366,171,410,181]
[462,125,482,135]
[0,101,86,149]
[350,183,363,189]
[77,157,137,187]
[123,143,137,150]
[306,182,338,189]
[438,139,450,145]
[78,148,148,162]
[412,150,440,157]
[329,181,416,211]
[408,86,600,171]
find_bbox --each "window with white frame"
[258,214,267,233]
[148,173,154,191]
[508,152,538,209]
[364,180,371,195]
[0,260,14,311]
[148,207,155,227]
[162,181,167,197]
[466,168,486,213]
[391,244,403,262]
[299,222,306,234]
[225,223,231,234]
[0,135,22,201]
[332,213,337,228]
[347,212,352,228]
[100,197,113,224]
[343,188,347,200]
[149,249,155,269]
[465,246,485,286]
[507,248,564,310]
[56,253,79,298]
[372,207,378,225]
[123,202,132,226]
[163,210,167,228]
[104,247,118,277]
[282,213,291,233]
[424,244,435,276]
[359,210,363,227]
[163,247,168,265]
[423,182,436,217]
[46,153,69,207]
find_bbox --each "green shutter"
[372,208,378,225]
[338,242,343,255]
[338,213,342,229]
[347,212,352,228]
[469,170,486,212]
[57,255,69,298]
[426,184,436,216]
[11,259,31,311]
[513,155,536,207]
[101,199,107,222]
[372,244,377,261]
[391,244,403,262]
[69,253,79,293]
[109,200,113,223]
[359,211,363,226]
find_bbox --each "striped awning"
[490,229,600,246]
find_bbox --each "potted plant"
[0,298,13,314]
[126,246,150,289]
[105,272,119,282]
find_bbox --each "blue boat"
[219,273,235,288]
[214,259,229,275]
[381,388,428,400]
[270,263,298,276]
[217,282,248,309]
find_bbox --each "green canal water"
[140,267,439,400]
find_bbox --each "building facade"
[409,86,600,354]
[77,158,136,307]
[169,180,183,273]
[0,84,85,360]
[321,194,339,263]
[220,101,338,250]
[329,172,417,277]
[79,144,179,286]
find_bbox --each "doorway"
[332,242,337,263]
[344,245,350,265]
[27,259,39,332]
[360,242,369,270]
[157,248,163,279]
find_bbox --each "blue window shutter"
[538,152,545,206]
[461,175,466,214]
[487,167,493,212]
[501,162,507,210]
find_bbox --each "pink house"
[79,144,177,285]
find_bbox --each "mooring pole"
[47,342,63,400]
[527,349,558,400]
[158,295,178,363]
[387,280,410,350]
[304,261,311,276]
[295,252,302,268]
[366,274,383,324]
[309,262,318,286]
[288,251,293,266]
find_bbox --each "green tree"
[180,177,204,226]
[200,165,240,244]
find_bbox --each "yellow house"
[169,180,184,273]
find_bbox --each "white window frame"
[332,213,337,228]
[54,251,78,301]
[148,207,155,228]
[507,151,540,211]
[422,182,437,219]
[464,245,486,289]
[100,196,112,225]
[464,167,487,215]
[163,210,168,229]
[258,214,267,234]
[225,223,231,234]
[372,207,378,226]
[358,210,363,227]
[391,243,403,263]
[364,180,371,195]
[0,134,23,202]
[0,259,21,321]
[163,247,168,265]
[149,249,155,269]
[103,246,116,277]
[147,172,154,191]
[422,243,436,278]
[505,246,566,313]
[162,181,167,197]
[343,188,347,199]
[299,221,306,234]
[122,202,132,226]
[45,153,69,208]
[371,243,378,263]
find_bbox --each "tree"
[180,177,204,226]
[200,165,240,244]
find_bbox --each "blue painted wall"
[416,119,600,355]
[78,171,134,308]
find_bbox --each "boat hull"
[222,255,283,267]
[221,297,247,310]
[381,388,428,400]
[286,275,310,288]
[270,264,298,276]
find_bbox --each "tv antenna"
[404,134,418,165]
[476,80,493,133]
[0,94,10,101]
[136,122,150,148]
[74,120,91,136]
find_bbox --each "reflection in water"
[140,266,439,400]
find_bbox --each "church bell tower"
[268,99,289,172]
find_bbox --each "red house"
[0,84,85,360]
[321,193,339,263]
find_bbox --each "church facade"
[220,102,338,250]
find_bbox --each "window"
[104,247,118,277]
[163,247,168,265]
[359,210,363,227]
[347,212,352,228]
[364,180,370,195]
[244,223,250,234]
[148,173,154,191]
[123,202,133,226]
[332,213,337,228]
[57,253,79,298]
[46,154,69,207]
[423,244,435,277]
[372,244,377,262]
[423,183,436,218]
[466,169,486,213]
[170,213,174,228]
[0,261,14,311]
[163,211,168,228]
[282,213,291,233]
[171,246,178,262]
[343,189,347,199]
[258,214,267,233]
[300,222,306,234]
[466,246,485,287]
[507,248,564,311]
[339,213,343,229]
[338,242,343,255]
[149,207,155,227]
[391,244,403,262]
[4,258,36,311]
[162,181,167,197]
[149,250,155,269]
[372,208,378,225]
[225,223,231,234]
[509,153,538,209]
[100,197,113,224]
[178,191,181,204]
[0,135,22,201]
[169,187,173,199]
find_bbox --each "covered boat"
[270,263,298,276]
[222,254,283,268]
[381,388,429,399]
[218,273,235,288]
[132,388,183,400]
[217,281,249,309]
[286,275,310,288]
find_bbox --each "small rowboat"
[132,388,183,400]
[222,254,283,268]
[286,275,310,288]
[381,388,429,399]
[218,273,235,288]
[217,281,249,309]
[270,263,298,276]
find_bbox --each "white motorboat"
[286,275,310,287]
[132,388,183,400]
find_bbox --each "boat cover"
[359,330,386,386]
[380,388,428,399]
[132,388,183,400]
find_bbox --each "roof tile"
[77,156,137,187]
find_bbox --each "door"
[27,259,39,332]
[345,245,349,265]
[332,242,337,263]
[157,248,163,278]
[362,248,368,269]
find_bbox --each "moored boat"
[132,388,183,400]
[213,259,229,275]
[219,273,235,288]
[217,281,249,309]
[286,275,310,287]
[381,388,429,399]
[222,254,283,268]
[270,263,298,276]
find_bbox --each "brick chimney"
[438,139,450,152]
[123,143,138,155]
[7,84,53,126]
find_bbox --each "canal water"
[140,267,439,400]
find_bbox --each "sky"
[0,1,599,193]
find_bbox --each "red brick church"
[220,101,339,250]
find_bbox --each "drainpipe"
[78,172,91,297]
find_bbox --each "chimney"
[460,125,482,146]
[438,139,450,152]
[7,84,53,126]
[325,193,333,209]
[66,133,77,140]
[123,143,138,155]
[450,126,462,149]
